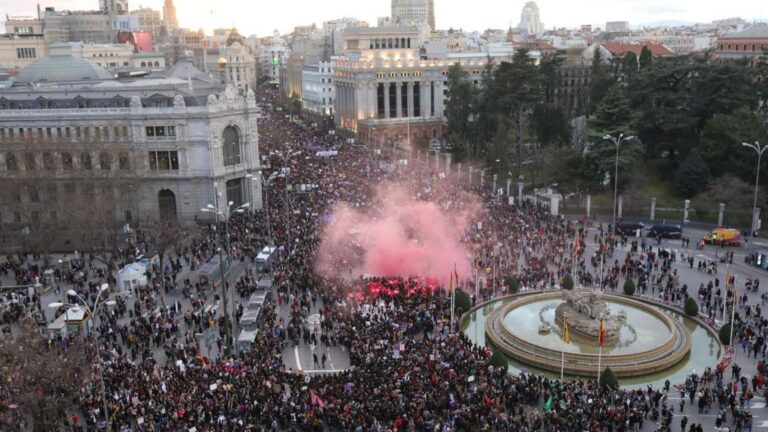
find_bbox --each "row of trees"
[445,46,768,207]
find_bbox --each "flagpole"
[560,349,565,380]
[730,274,737,346]
[597,344,602,382]
[722,262,730,322]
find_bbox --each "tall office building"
[163,0,179,32]
[518,1,543,35]
[391,0,435,31]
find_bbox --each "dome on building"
[16,51,113,83]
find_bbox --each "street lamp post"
[270,149,301,252]
[49,283,116,425]
[251,171,279,248]
[200,191,250,355]
[742,142,767,237]
[603,133,635,237]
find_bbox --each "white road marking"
[757,420,768,427]
[302,369,346,374]
[294,345,302,371]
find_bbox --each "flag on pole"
[544,395,554,411]
[598,319,605,347]
[562,319,570,344]
[454,263,460,290]
[310,389,325,409]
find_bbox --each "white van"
[256,246,277,273]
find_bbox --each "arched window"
[141,61,146,67]
[99,152,111,170]
[154,61,160,67]
[222,125,241,166]
[5,153,17,171]
[42,152,55,171]
[81,152,93,170]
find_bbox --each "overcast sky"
[2,0,767,36]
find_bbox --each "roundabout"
[462,290,725,387]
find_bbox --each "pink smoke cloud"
[316,181,479,287]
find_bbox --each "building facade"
[715,24,768,63]
[162,0,179,33]
[391,0,435,30]
[0,35,49,70]
[518,1,543,36]
[130,7,163,37]
[42,9,114,44]
[302,61,335,120]
[333,27,488,147]
[0,54,262,251]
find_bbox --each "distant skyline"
[2,0,767,36]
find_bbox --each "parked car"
[616,222,644,237]
[647,224,683,239]
[703,228,742,246]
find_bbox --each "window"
[118,152,130,170]
[47,184,57,203]
[49,210,58,222]
[222,126,241,166]
[99,152,111,170]
[146,126,173,138]
[5,153,17,171]
[81,153,93,170]
[42,152,55,171]
[29,188,40,203]
[16,48,37,59]
[148,151,179,171]
[23,153,35,171]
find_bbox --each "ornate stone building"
[0,53,261,251]
[333,26,488,148]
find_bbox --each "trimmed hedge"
[599,367,619,389]
[455,290,471,315]
[719,323,732,345]
[623,279,636,296]
[505,277,520,294]
[489,351,508,370]
[561,274,574,291]
[684,297,699,316]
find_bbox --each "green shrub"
[489,351,508,370]
[719,323,732,345]
[561,274,574,291]
[504,277,520,294]
[684,297,699,316]
[599,367,619,389]
[454,290,471,314]
[623,279,636,296]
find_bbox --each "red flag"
[196,353,206,367]
[310,389,325,409]
[598,320,605,347]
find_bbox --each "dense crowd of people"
[0,86,765,432]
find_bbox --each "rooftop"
[601,42,674,57]
[16,54,114,83]
[720,23,768,39]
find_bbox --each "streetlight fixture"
[250,170,280,248]
[743,142,767,237]
[603,133,635,237]
[200,191,250,355]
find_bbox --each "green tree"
[674,149,712,196]
[623,279,636,296]
[639,45,653,70]
[444,63,479,160]
[621,52,638,81]
[588,45,615,113]
[586,84,641,184]
[684,297,699,316]
[700,108,768,180]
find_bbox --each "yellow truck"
[703,228,742,246]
